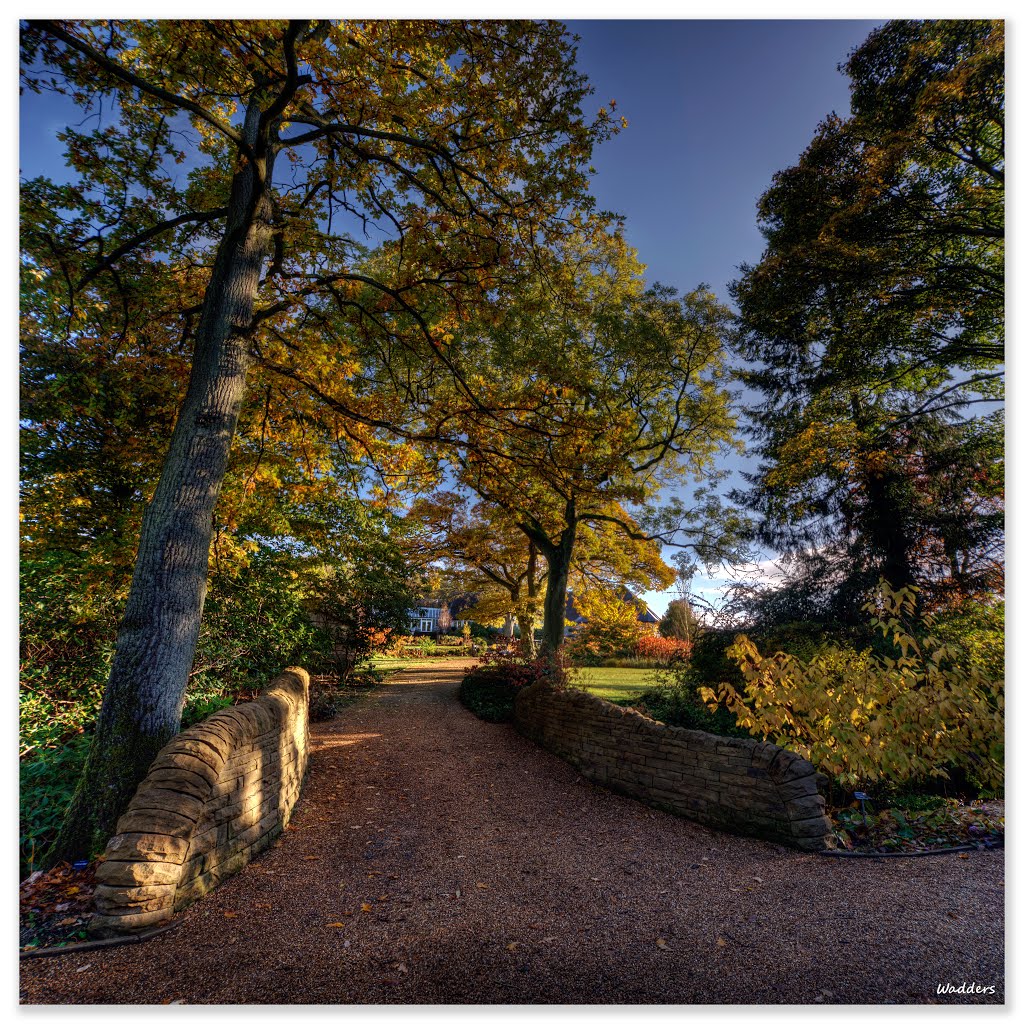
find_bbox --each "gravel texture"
[20,663,1005,1005]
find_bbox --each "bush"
[19,735,92,876]
[635,635,692,664]
[703,583,1005,791]
[460,646,569,722]
[458,668,519,723]
[633,677,749,738]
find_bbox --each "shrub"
[460,646,570,722]
[633,678,748,738]
[703,582,1005,791]
[567,589,652,660]
[458,669,519,723]
[19,735,92,876]
[635,635,692,664]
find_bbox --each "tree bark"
[47,100,276,864]
[517,540,540,658]
[522,505,577,655]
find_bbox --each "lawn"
[370,655,476,673]
[573,667,660,703]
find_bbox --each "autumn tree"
[22,18,621,860]
[404,492,675,656]
[437,224,742,652]
[731,19,1004,615]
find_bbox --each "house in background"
[407,599,471,635]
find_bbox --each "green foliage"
[658,598,702,640]
[731,19,1004,613]
[831,797,1003,853]
[458,669,518,723]
[930,601,1004,679]
[195,548,327,692]
[704,582,1005,790]
[20,735,92,876]
[567,588,652,661]
[633,677,748,738]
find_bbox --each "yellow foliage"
[701,582,1004,789]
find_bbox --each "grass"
[370,655,475,673]
[573,666,660,703]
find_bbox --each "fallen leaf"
[396,963,408,973]
[361,903,373,912]
[223,911,238,919]
[76,964,91,973]
[476,882,488,890]
[327,922,346,928]
[56,917,79,927]
[752,877,763,883]
[716,937,728,948]
[506,942,519,951]
[302,856,320,861]
[959,853,970,860]
[66,886,80,895]
[656,938,669,951]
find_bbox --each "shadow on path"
[21,662,1005,1004]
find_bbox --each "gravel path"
[21,663,1004,1005]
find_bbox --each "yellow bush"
[700,582,1004,790]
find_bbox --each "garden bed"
[829,798,1004,855]
[20,861,98,954]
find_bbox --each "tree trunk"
[47,102,276,864]
[517,540,540,658]
[530,509,577,655]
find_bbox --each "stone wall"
[89,667,310,936]
[514,682,832,851]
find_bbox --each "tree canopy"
[730,19,1004,615]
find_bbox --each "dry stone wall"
[90,667,310,937]
[514,682,833,851]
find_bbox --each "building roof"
[564,588,660,625]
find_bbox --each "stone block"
[96,857,183,888]
[93,882,175,907]
[93,883,174,913]
[788,815,831,838]
[786,793,826,819]
[115,808,197,840]
[144,767,213,802]
[130,785,205,823]
[150,751,221,788]
[161,735,229,772]
[103,832,190,865]
[88,907,174,937]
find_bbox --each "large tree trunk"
[527,507,577,656]
[47,103,276,864]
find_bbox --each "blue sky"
[17,18,885,618]
[564,20,882,614]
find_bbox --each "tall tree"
[22,18,620,859]
[443,227,741,651]
[731,19,1004,614]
